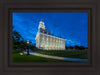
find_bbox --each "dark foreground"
[13,49,88,63]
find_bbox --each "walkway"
[29,51,88,62]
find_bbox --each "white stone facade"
[35,20,66,50]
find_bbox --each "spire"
[38,19,45,29]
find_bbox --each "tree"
[13,30,37,52]
[74,45,80,49]
[69,46,74,49]
[79,46,85,50]
[65,46,68,50]
[13,30,25,50]
[13,30,24,42]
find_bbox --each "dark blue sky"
[13,12,88,47]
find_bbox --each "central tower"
[38,19,45,30]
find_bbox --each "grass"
[13,50,87,63]
[34,49,88,59]
[13,49,87,62]
[13,53,81,62]
[13,52,86,63]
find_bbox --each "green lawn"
[34,49,88,59]
[13,53,84,63]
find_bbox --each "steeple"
[38,19,45,29]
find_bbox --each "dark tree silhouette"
[69,46,74,49]
[13,30,24,42]
[74,45,79,49]
[13,30,27,50]
[13,30,37,53]
[79,46,85,50]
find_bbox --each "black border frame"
[0,1,99,75]
[8,8,91,67]
[6,3,95,70]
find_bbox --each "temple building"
[35,19,66,50]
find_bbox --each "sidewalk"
[29,52,88,62]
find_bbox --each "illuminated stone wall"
[36,32,65,50]
[35,20,66,50]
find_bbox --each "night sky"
[13,12,88,47]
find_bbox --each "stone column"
[57,39,59,50]
[55,38,58,50]
[61,40,63,50]
[53,37,55,50]
[50,36,52,50]
[38,34,40,49]
[55,38,57,50]
[46,35,48,50]
[48,36,50,50]
[44,35,46,50]
[58,38,60,50]
[60,39,61,50]
[42,34,44,50]
[54,37,56,50]
[51,37,53,50]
